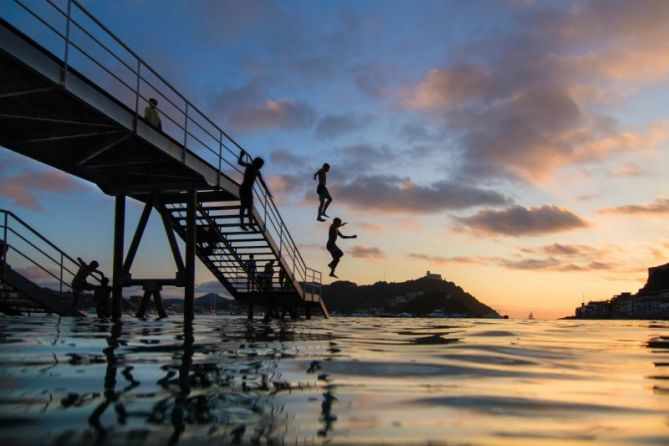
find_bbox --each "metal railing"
[2,0,322,299]
[0,209,102,294]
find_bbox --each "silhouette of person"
[278,267,287,289]
[237,150,271,230]
[314,163,332,222]
[143,98,161,130]
[71,257,100,308]
[264,260,275,290]
[244,254,257,292]
[0,238,7,265]
[197,224,218,257]
[95,276,111,318]
[326,218,356,278]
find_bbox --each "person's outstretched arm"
[337,229,357,239]
[313,169,319,181]
[238,150,249,167]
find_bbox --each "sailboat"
[528,312,534,320]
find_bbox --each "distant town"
[572,263,669,319]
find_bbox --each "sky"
[2,0,669,318]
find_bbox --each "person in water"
[313,163,332,222]
[71,258,100,308]
[326,218,357,278]
[237,149,271,230]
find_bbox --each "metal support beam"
[0,87,57,99]
[0,114,115,128]
[76,134,132,167]
[121,199,153,279]
[155,202,186,275]
[184,190,197,321]
[112,195,125,321]
[17,129,124,144]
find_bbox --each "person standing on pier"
[314,163,332,222]
[237,149,271,230]
[244,254,257,292]
[326,218,357,278]
[144,98,162,130]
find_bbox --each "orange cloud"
[404,65,490,109]
[349,245,385,259]
[0,169,84,210]
[599,196,669,216]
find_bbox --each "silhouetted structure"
[574,262,669,319]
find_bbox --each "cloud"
[13,266,54,282]
[404,65,491,109]
[407,253,449,265]
[455,204,588,236]
[348,245,385,259]
[351,63,389,98]
[520,243,604,258]
[358,222,384,232]
[399,123,442,143]
[609,163,643,177]
[333,174,511,214]
[315,114,372,139]
[599,196,669,216]
[0,169,85,210]
[228,99,316,131]
[398,0,669,182]
[270,149,304,167]
[266,174,306,196]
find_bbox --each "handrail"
[0,209,102,294]
[2,0,322,298]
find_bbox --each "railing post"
[134,60,141,130]
[112,195,126,322]
[217,131,223,187]
[59,252,64,293]
[61,0,73,86]
[1,212,7,280]
[182,102,189,163]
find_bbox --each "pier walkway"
[0,0,327,319]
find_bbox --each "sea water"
[0,316,668,445]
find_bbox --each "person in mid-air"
[326,218,357,278]
[237,149,271,230]
[313,163,332,222]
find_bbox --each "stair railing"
[3,0,322,299]
[0,209,101,294]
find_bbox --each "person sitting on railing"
[237,149,271,231]
[71,257,101,308]
[144,98,162,130]
[314,163,332,222]
[326,218,357,278]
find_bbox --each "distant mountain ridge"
[322,274,500,317]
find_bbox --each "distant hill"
[322,275,500,317]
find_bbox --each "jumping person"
[237,149,271,230]
[313,163,332,222]
[326,218,357,278]
[71,258,100,308]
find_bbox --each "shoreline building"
[575,263,669,319]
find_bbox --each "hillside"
[322,275,500,317]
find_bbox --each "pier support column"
[184,190,197,321]
[112,195,125,321]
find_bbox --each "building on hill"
[425,271,442,280]
[573,262,669,319]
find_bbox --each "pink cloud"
[0,169,84,210]
[599,196,669,216]
[455,204,588,237]
[404,65,490,109]
[228,99,316,131]
[348,245,385,259]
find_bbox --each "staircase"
[0,0,327,318]
[0,209,96,316]
[161,188,326,315]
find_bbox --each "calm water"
[0,316,668,445]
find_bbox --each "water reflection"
[0,317,668,445]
